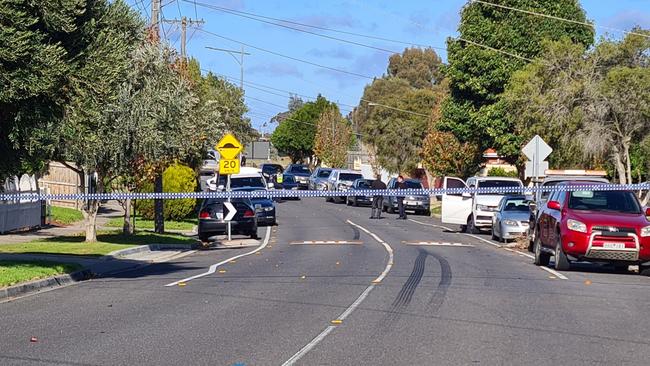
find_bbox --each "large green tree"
[440,0,594,162]
[313,106,353,168]
[387,48,443,89]
[271,95,335,163]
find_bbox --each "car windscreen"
[218,176,265,188]
[503,199,531,212]
[478,180,521,195]
[568,190,641,213]
[405,181,422,189]
[356,180,371,189]
[283,175,295,183]
[340,173,363,182]
[290,166,311,174]
[540,181,561,200]
[262,165,282,174]
[317,170,332,178]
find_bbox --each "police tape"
[1,183,649,201]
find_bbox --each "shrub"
[487,167,518,178]
[136,164,197,221]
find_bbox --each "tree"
[421,131,480,178]
[387,48,443,89]
[270,95,335,163]
[440,0,594,161]
[313,106,353,168]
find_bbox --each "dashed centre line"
[289,240,363,245]
[402,241,473,247]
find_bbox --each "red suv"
[533,182,650,272]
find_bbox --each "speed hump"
[219,159,240,175]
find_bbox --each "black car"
[198,198,258,242]
[281,174,300,200]
[284,164,312,189]
[346,179,375,206]
[260,164,284,189]
[233,187,276,226]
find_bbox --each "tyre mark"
[380,249,428,330]
[428,251,452,313]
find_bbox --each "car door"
[548,191,566,247]
[494,197,505,235]
[441,177,473,225]
[539,191,557,246]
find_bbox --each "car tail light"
[199,210,211,219]
[243,209,255,218]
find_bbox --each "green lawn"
[0,260,82,288]
[105,216,196,231]
[0,231,196,257]
[50,206,84,225]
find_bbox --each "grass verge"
[0,260,83,288]
[0,231,196,257]
[50,206,84,225]
[105,216,196,231]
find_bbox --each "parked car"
[533,181,650,272]
[441,176,524,233]
[260,163,284,189]
[491,195,533,242]
[325,169,365,203]
[280,173,300,200]
[198,197,259,242]
[527,170,609,251]
[346,179,374,206]
[284,164,312,189]
[309,167,333,190]
[383,178,430,215]
[208,167,276,226]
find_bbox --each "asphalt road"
[2,198,650,365]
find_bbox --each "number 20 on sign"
[220,159,240,175]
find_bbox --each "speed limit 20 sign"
[219,159,240,175]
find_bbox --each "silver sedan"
[491,195,533,243]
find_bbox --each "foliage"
[487,167,518,178]
[50,206,83,225]
[421,130,480,178]
[271,95,336,163]
[0,261,82,287]
[440,0,594,161]
[313,106,354,168]
[387,48,443,89]
[136,164,197,221]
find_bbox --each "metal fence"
[0,190,43,234]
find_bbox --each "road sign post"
[216,133,244,241]
[522,135,553,184]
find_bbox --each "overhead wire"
[472,0,650,39]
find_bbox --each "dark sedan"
[346,179,375,206]
[198,198,258,242]
[233,187,276,226]
[284,164,312,189]
[281,174,300,200]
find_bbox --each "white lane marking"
[164,227,271,287]
[408,218,568,280]
[281,220,393,366]
[289,240,363,245]
[403,241,473,247]
[538,265,569,280]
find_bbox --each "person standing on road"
[370,175,386,219]
[396,175,407,220]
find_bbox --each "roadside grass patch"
[106,216,196,231]
[0,231,196,257]
[50,206,84,225]
[0,260,82,288]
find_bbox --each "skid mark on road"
[428,252,452,313]
[381,249,428,330]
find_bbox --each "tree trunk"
[612,147,627,185]
[154,173,164,234]
[123,198,134,235]
[82,207,98,243]
[623,138,632,186]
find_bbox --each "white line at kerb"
[164,226,271,287]
[281,220,393,366]
[538,265,569,280]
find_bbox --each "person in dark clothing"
[370,176,386,219]
[396,175,407,220]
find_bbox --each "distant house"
[479,148,517,176]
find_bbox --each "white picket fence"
[0,174,44,233]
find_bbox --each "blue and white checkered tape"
[1,183,649,201]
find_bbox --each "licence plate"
[603,242,626,250]
[405,201,420,205]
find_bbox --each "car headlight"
[337,184,348,190]
[264,207,274,212]
[502,219,518,226]
[476,204,490,211]
[641,226,650,237]
[567,219,587,233]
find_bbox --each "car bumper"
[501,225,529,239]
[198,218,256,237]
[562,231,650,262]
[353,196,373,204]
[256,211,276,225]
[390,201,430,211]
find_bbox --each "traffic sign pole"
[227,174,231,241]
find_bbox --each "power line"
[245,95,288,110]
[196,28,376,80]
[247,111,365,137]
[182,0,441,51]
[185,0,400,54]
[454,37,533,62]
[472,0,650,39]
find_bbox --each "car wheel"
[640,264,650,276]
[199,234,211,242]
[613,264,629,273]
[491,226,498,241]
[346,198,352,206]
[554,235,570,271]
[466,216,478,234]
[533,234,550,266]
[250,230,259,240]
[326,196,332,203]
[353,199,359,207]
[388,206,395,214]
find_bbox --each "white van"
[441,176,524,233]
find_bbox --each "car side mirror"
[267,182,274,189]
[547,201,561,211]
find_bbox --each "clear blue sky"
[128,0,650,134]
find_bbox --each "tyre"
[388,206,395,214]
[640,264,650,276]
[353,199,359,207]
[250,230,259,240]
[554,235,570,271]
[199,234,211,242]
[613,264,629,273]
[346,198,352,206]
[533,234,550,266]
[325,196,332,203]
[465,216,478,234]
[491,226,498,241]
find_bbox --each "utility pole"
[150,0,160,40]
[163,17,205,60]
[205,46,251,89]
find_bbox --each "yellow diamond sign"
[216,133,243,160]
